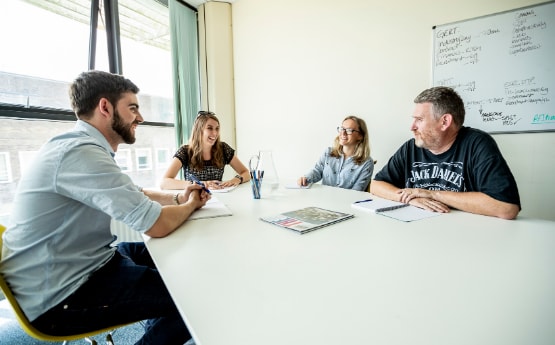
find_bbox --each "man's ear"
[98,98,113,118]
[441,113,453,130]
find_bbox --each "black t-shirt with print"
[374,127,521,207]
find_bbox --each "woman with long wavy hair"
[161,111,250,190]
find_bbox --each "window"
[1,1,93,109]
[156,148,172,169]
[136,148,153,171]
[1,0,175,114]
[18,151,39,178]
[0,0,192,218]
[115,149,133,172]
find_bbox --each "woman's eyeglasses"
[337,126,360,135]
[197,111,215,118]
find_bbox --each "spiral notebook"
[351,198,407,213]
[351,197,439,222]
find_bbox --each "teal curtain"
[169,0,200,154]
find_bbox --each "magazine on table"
[260,206,354,234]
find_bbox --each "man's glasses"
[337,126,360,135]
[197,110,215,118]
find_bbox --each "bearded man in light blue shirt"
[0,70,210,345]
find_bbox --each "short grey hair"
[414,86,465,128]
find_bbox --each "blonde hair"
[330,115,371,165]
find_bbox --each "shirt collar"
[74,120,116,157]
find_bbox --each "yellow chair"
[366,160,378,193]
[0,224,134,345]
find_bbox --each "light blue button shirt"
[304,147,374,191]
[1,120,162,321]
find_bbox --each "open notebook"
[189,196,232,220]
[284,182,312,189]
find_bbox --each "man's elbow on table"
[145,220,173,238]
[144,202,200,238]
[496,203,520,220]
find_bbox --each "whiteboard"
[432,1,555,133]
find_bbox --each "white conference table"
[144,183,555,345]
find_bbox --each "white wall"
[230,0,555,221]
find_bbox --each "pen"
[353,199,372,204]
[189,173,212,195]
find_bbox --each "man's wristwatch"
[235,174,243,184]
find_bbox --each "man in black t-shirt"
[371,86,521,219]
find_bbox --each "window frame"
[0,104,175,127]
[0,152,12,184]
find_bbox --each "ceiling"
[185,0,206,7]
[184,0,235,8]
[23,0,171,50]
[22,0,235,52]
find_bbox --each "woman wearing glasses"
[297,115,374,191]
[161,111,250,190]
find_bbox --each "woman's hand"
[218,178,239,188]
[205,180,224,189]
[298,176,309,187]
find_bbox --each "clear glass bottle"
[258,150,279,196]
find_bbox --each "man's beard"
[414,130,441,151]
[414,135,424,148]
[112,109,136,144]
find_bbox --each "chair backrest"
[0,224,4,254]
[366,160,378,193]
